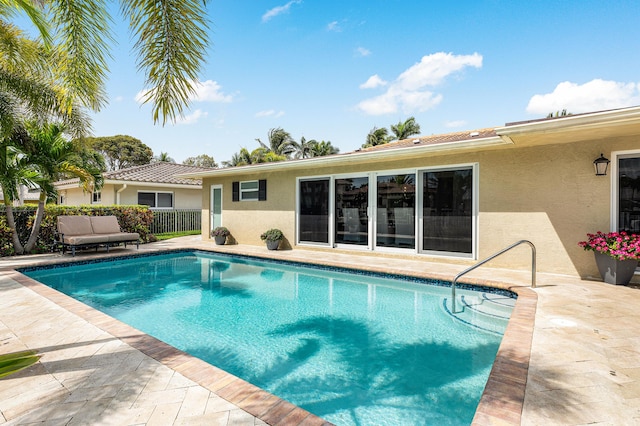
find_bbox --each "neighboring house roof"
[56,162,213,189]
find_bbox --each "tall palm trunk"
[23,194,45,253]
[3,199,24,255]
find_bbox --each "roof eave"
[177,135,509,179]
[496,105,640,136]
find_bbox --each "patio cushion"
[105,232,140,243]
[64,234,107,246]
[57,216,93,236]
[90,216,122,234]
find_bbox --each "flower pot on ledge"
[594,252,638,285]
[266,240,280,250]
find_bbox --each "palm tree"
[0,137,39,253]
[3,0,209,124]
[310,140,339,157]
[363,126,390,148]
[0,27,92,254]
[222,147,286,167]
[291,136,315,159]
[153,151,176,163]
[390,117,421,141]
[256,128,295,157]
[19,122,103,254]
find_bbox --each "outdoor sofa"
[55,215,140,256]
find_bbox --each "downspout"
[116,184,127,205]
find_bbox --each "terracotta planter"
[594,252,638,285]
[266,240,280,250]
[214,235,226,245]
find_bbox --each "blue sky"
[91,0,640,164]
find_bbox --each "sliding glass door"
[298,178,330,244]
[297,165,475,256]
[618,156,640,233]
[376,173,416,249]
[422,168,473,254]
[335,176,369,246]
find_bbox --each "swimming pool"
[22,250,515,425]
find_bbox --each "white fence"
[151,209,201,234]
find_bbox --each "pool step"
[443,292,515,335]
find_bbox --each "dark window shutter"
[232,181,239,202]
[258,179,267,201]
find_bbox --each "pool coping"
[2,247,536,425]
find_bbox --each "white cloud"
[114,95,124,102]
[526,79,640,114]
[360,74,387,89]
[262,0,302,22]
[135,80,232,105]
[327,21,341,32]
[191,80,233,103]
[445,120,467,128]
[174,109,208,125]
[355,47,371,57]
[255,109,285,118]
[357,52,482,115]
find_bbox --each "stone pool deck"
[1,236,639,425]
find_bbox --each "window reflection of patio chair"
[394,207,415,247]
[376,208,391,245]
[343,208,360,242]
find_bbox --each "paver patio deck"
[1,236,639,425]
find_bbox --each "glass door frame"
[295,163,478,259]
[417,163,479,259]
[210,184,223,234]
[611,149,640,232]
[373,168,418,254]
[334,172,373,250]
[296,176,334,247]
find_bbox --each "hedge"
[0,205,154,256]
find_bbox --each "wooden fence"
[150,209,201,234]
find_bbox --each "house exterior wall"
[59,184,201,209]
[202,133,639,278]
[115,185,202,209]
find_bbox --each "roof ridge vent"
[469,131,480,137]
[412,139,420,144]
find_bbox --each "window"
[240,180,259,201]
[232,180,267,201]
[296,164,476,257]
[59,195,65,205]
[92,191,101,203]
[138,191,174,208]
[422,168,473,254]
[376,173,416,249]
[615,152,640,233]
[299,178,330,244]
[335,177,369,246]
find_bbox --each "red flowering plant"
[578,231,640,261]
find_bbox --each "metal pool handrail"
[451,240,536,313]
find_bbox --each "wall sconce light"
[593,153,610,176]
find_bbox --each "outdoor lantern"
[593,153,610,176]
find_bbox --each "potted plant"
[578,231,640,285]
[260,228,283,250]
[211,226,230,245]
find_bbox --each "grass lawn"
[154,230,200,241]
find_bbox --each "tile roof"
[357,128,498,153]
[56,162,212,187]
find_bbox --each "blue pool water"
[23,250,514,425]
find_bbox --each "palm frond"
[123,0,209,124]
